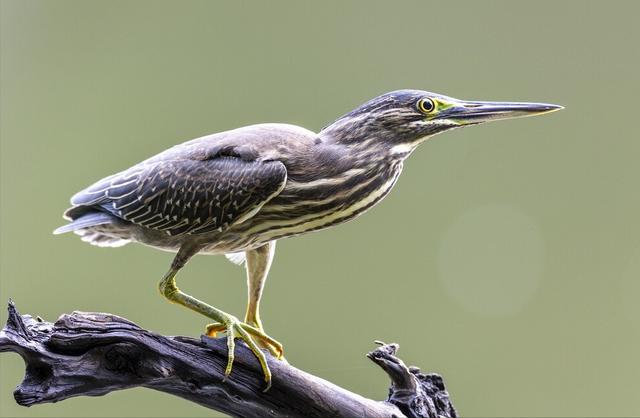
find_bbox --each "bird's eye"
[417,98,435,114]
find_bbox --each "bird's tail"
[53,210,131,248]
[53,211,114,235]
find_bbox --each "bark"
[0,300,457,418]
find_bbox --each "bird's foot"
[206,316,284,391]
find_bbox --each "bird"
[54,89,562,389]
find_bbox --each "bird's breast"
[218,161,404,248]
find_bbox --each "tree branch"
[0,300,457,418]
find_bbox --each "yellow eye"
[417,98,435,114]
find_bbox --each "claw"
[204,317,282,391]
[243,324,284,359]
[206,322,225,338]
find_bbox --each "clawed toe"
[204,317,283,391]
[205,322,226,338]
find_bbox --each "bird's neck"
[320,116,375,145]
[319,126,415,164]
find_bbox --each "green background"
[1,1,639,417]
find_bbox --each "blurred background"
[1,1,639,417]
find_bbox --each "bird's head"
[322,89,562,156]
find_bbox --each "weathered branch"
[0,300,457,418]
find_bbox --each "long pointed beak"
[444,100,563,125]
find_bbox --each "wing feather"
[71,156,286,236]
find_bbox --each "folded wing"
[68,156,287,236]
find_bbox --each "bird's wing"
[70,156,287,236]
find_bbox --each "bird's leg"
[159,246,282,390]
[244,241,276,330]
[244,242,284,358]
[208,241,283,359]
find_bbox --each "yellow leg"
[244,241,276,330]
[210,241,284,359]
[244,241,284,358]
[158,246,282,391]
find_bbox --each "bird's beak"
[443,99,563,125]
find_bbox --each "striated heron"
[54,90,562,389]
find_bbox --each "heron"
[54,90,561,389]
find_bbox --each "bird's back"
[55,123,319,249]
